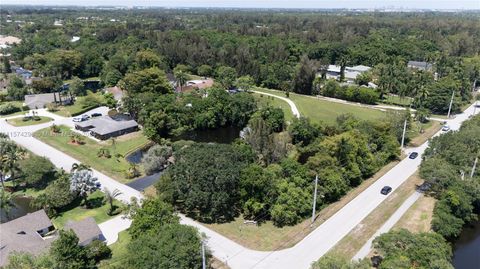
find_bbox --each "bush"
[141,145,173,175]
[0,103,21,115]
[87,240,111,262]
[22,105,30,111]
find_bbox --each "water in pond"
[0,196,36,223]
[452,219,480,269]
[126,126,242,164]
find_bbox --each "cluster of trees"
[6,230,111,269]
[2,9,478,113]
[115,197,207,269]
[420,115,480,239]
[121,67,257,141]
[156,109,401,227]
[318,80,380,104]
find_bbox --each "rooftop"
[76,115,138,136]
[64,217,103,245]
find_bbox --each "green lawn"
[253,92,294,122]
[33,125,150,183]
[52,190,122,228]
[255,88,385,125]
[99,230,131,268]
[7,116,53,127]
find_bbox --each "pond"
[125,126,242,164]
[0,196,36,223]
[452,219,480,269]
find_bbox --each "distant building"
[75,114,138,140]
[0,210,104,267]
[407,61,433,71]
[104,86,124,101]
[324,64,372,83]
[0,35,21,49]
[11,66,32,80]
[24,92,73,109]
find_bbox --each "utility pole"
[400,118,407,149]
[471,156,478,179]
[311,175,319,225]
[447,90,455,118]
[202,241,206,269]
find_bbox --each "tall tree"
[292,55,315,95]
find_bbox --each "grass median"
[7,116,53,127]
[33,125,149,183]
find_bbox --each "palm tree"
[103,188,122,215]
[70,170,98,208]
[416,86,430,107]
[71,163,92,172]
[0,189,16,221]
[0,139,23,189]
[174,70,189,92]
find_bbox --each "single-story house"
[407,61,433,71]
[0,35,21,49]
[0,210,104,267]
[24,92,73,109]
[64,217,104,246]
[11,66,32,80]
[324,64,372,83]
[75,114,138,140]
[0,210,56,266]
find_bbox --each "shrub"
[0,103,21,115]
[97,148,111,158]
[22,105,30,111]
[141,145,173,175]
[87,240,111,262]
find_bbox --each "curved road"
[1,103,478,268]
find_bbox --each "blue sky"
[1,0,479,10]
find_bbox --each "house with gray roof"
[323,64,372,83]
[64,217,104,246]
[407,61,433,71]
[0,210,104,267]
[75,114,138,140]
[0,210,56,266]
[24,92,73,109]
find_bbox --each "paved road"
[252,90,300,118]
[352,191,422,260]
[1,103,478,269]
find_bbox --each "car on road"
[72,114,90,122]
[91,113,102,117]
[409,152,419,159]
[441,125,450,132]
[381,186,392,195]
[95,182,101,189]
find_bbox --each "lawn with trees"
[33,125,149,182]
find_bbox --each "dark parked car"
[381,186,392,195]
[409,152,419,159]
[91,113,102,117]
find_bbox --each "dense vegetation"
[1,8,479,114]
[420,115,480,239]
[156,109,400,226]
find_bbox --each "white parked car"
[441,125,450,132]
[72,114,90,122]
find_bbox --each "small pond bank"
[0,196,36,223]
[452,219,480,269]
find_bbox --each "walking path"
[252,90,301,118]
[352,191,423,260]
[1,102,478,269]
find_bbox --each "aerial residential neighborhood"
[0,1,479,269]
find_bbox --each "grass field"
[205,160,400,251]
[99,230,131,268]
[33,125,149,183]
[52,190,122,228]
[254,88,385,124]
[393,195,435,233]
[328,173,423,259]
[7,116,53,127]
[408,120,442,147]
[253,92,294,122]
